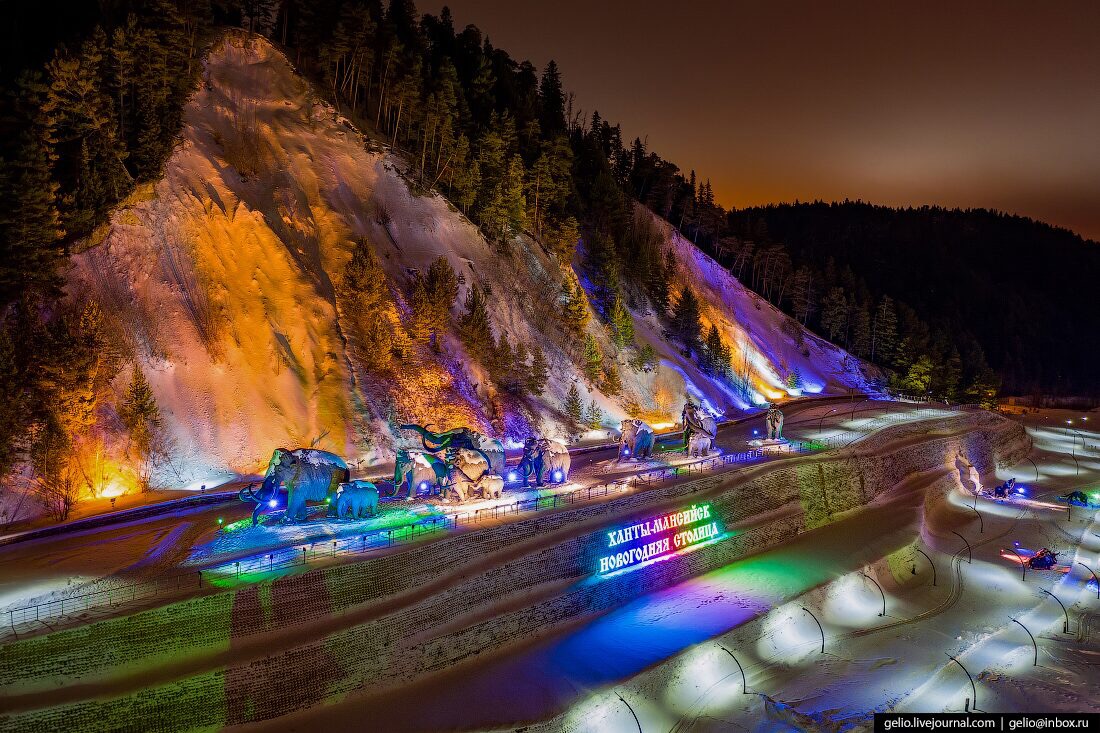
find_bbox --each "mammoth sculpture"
[239,448,350,525]
[619,419,655,461]
[336,480,380,519]
[681,402,718,457]
[399,423,505,476]
[393,449,449,500]
[765,404,785,441]
[473,472,504,500]
[518,437,571,486]
[447,449,499,502]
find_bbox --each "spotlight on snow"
[623,447,631,456]
[752,429,760,436]
[508,472,518,482]
[268,499,277,508]
[666,645,744,715]
[419,481,429,491]
[553,470,563,482]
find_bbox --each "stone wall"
[0,411,1027,732]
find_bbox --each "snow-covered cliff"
[68,35,870,487]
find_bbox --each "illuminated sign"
[597,503,723,574]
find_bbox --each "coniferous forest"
[0,0,1095,487]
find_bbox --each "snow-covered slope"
[68,34,869,487]
[651,211,871,406]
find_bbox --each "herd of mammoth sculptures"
[238,405,725,526]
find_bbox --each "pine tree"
[538,60,566,137]
[819,286,849,343]
[701,324,728,375]
[560,274,590,336]
[850,304,872,357]
[601,362,623,396]
[583,399,604,429]
[629,342,659,373]
[670,286,702,356]
[458,285,495,362]
[903,355,935,393]
[341,239,394,371]
[609,293,634,347]
[0,77,64,304]
[786,368,803,392]
[409,256,458,347]
[121,365,163,484]
[582,332,602,381]
[449,135,479,213]
[564,383,583,425]
[871,295,898,364]
[503,154,527,236]
[584,231,620,311]
[526,346,549,395]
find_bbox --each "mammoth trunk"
[399,424,450,452]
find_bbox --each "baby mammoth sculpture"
[619,419,655,460]
[473,473,504,500]
[447,448,501,502]
[239,448,350,525]
[336,480,380,519]
[517,437,571,486]
[681,402,718,457]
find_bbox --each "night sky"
[421,1,1100,241]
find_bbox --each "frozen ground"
[237,408,1100,732]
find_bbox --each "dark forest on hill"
[721,202,1098,398]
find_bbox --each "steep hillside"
[68,35,869,488]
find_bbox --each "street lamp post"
[800,606,825,654]
[718,645,751,694]
[950,530,972,564]
[913,547,937,586]
[1010,618,1038,666]
[945,654,978,712]
[859,571,887,616]
[615,692,642,733]
[819,408,836,434]
[1040,588,1070,634]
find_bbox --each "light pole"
[819,408,836,434]
[913,547,937,586]
[801,606,825,654]
[615,692,642,733]
[1010,618,1038,666]
[965,503,984,533]
[945,653,978,712]
[1040,588,1070,634]
[859,571,887,616]
[950,530,972,564]
[718,645,751,694]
